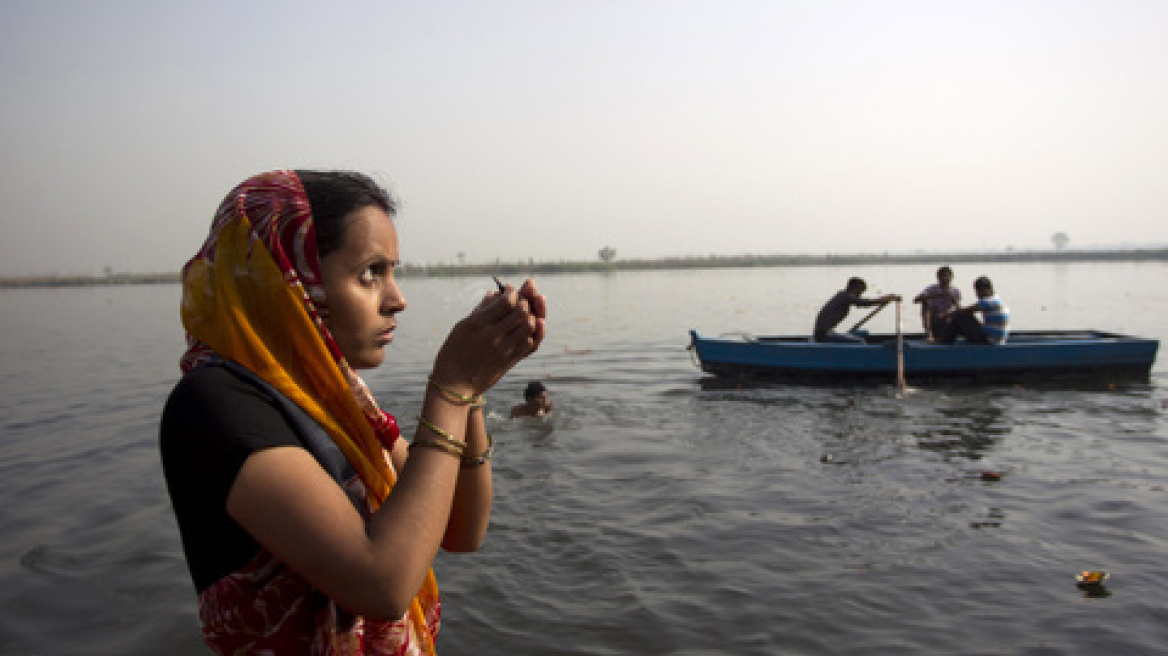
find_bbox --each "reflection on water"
[2,266,1167,656]
[915,401,1009,460]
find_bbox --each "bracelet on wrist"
[460,432,495,468]
[429,378,485,407]
[409,436,464,459]
[415,415,467,450]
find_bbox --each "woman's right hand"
[429,278,546,396]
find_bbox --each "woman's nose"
[382,280,407,314]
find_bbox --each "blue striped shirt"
[974,295,1010,344]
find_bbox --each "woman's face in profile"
[319,206,407,369]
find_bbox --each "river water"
[1,262,1166,655]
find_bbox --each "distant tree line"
[4,247,1167,288]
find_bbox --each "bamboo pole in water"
[896,300,906,393]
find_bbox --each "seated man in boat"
[511,380,553,418]
[946,276,1010,345]
[913,265,961,342]
[813,277,901,344]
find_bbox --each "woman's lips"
[377,326,395,344]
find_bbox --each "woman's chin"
[348,349,386,370]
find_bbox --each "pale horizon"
[2,1,1166,277]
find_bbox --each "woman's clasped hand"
[431,279,547,399]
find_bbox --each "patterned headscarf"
[180,170,439,655]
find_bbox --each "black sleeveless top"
[159,360,360,592]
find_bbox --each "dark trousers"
[935,313,989,345]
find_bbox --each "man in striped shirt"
[950,276,1010,344]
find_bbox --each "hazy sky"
[2,0,1165,276]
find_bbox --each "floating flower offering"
[1075,570,1109,588]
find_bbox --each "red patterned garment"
[177,170,441,654]
[197,475,441,655]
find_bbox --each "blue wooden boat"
[688,329,1159,382]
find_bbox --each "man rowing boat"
[813,277,901,344]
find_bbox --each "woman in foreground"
[160,170,546,654]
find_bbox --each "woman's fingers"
[435,278,546,391]
[473,283,543,336]
[471,287,514,321]
[519,279,547,319]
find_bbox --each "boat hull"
[689,330,1159,382]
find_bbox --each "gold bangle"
[415,415,467,450]
[429,378,484,407]
[409,436,463,459]
[460,432,494,468]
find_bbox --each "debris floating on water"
[1075,570,1108,587]
[1075,570,1111,597]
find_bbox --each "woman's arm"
[385,396,492,552]
[228,393,469,621]
[442,405,492,552]
[436,279,545,549]
[227,278,545,621]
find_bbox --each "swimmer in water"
[510,380,552,418]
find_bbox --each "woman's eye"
[358,267,375,284]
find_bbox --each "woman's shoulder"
[162,364,292,446]
[166,364,264,416]
[161,363,306,491]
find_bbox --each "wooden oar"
[895,300,907,393]
[849,300,890,333]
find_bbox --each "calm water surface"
[1,263,1166,655]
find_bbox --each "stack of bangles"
[428,378,484,407]
[409,379,494,468]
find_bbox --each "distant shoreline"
[3,247,1167,289]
